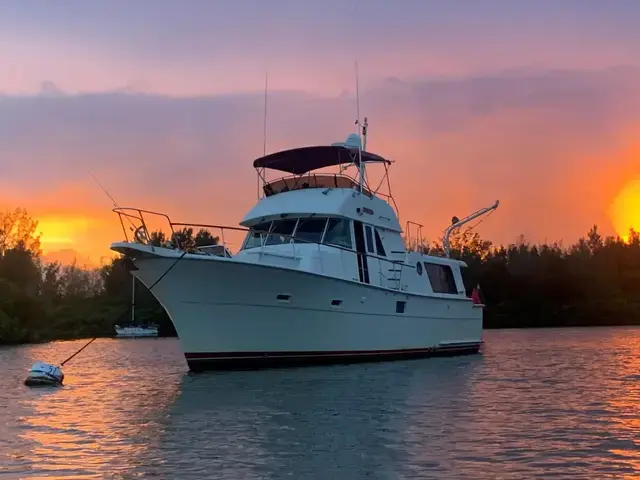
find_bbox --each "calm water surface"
[0,327,638,479]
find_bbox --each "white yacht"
[110,118,498,371]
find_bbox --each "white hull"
[123,246,482,370]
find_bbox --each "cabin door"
[353,221,370,284]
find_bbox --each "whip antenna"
[263,71,268,157]
[88,170,120,209]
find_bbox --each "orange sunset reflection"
[601,331,640,478]
[400,328,640,478]
[18,339,183,477]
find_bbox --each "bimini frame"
[252,119,401,218]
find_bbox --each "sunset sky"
[2,0,640,266]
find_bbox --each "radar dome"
[330,133,362,149]
[345,134,362,149]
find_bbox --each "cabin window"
[323,218,353,249]
[243,221,272,249]
[364,226,375,253]
[374,229,386,256]
[293,218,328,244]
[424,263,458,294]
[265,219,298,246]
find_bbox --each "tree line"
[427,225,640,328]
[0,207,638,345]
[0,208,218,344]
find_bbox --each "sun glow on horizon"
[36,215,116,266]
[38,216,92,247]
[610,177,640,242]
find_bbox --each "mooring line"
[59,250,188,366]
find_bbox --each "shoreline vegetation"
[1,207,639,346]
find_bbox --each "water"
[0,328,638,479]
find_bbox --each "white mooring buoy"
[24,362,64,387]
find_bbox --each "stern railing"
[404,220,426,253]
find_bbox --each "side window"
[323,218,353,249]
[424,263,458,294]
[242,221,272,249]
[265,219,298,245]
[374,229,386,256]
[294,218,328,244]
[364,225,375,253]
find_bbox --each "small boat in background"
[114,324,159,338]
[114,275,159,338]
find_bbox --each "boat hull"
[184,343,481,371]
[115,328,159,338]
[24,375,63,387]
[122,246,483,371]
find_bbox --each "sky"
[2,0,640,266]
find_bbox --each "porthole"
[416,262,423,275]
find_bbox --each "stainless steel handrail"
[112,207,414,289]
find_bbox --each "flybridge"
[253,143,394,202]
[253,120,390,175]
[252,119,400,225]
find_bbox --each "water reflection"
[442,328,640,479]
[146,364,422,479]
[0,329,638,479]
[4,338,184,478]
[400,356,484,477]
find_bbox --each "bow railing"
[112,207,415,290]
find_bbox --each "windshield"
[241,217,353,250]
[294,218,328,244]
[265,219,298,245]
[242,221,271,249]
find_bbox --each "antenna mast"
[354,61,367,194]
[263,71,268,157]
[258,71,268,201]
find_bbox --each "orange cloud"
[2,67,640,264]
[37,214,117,266]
